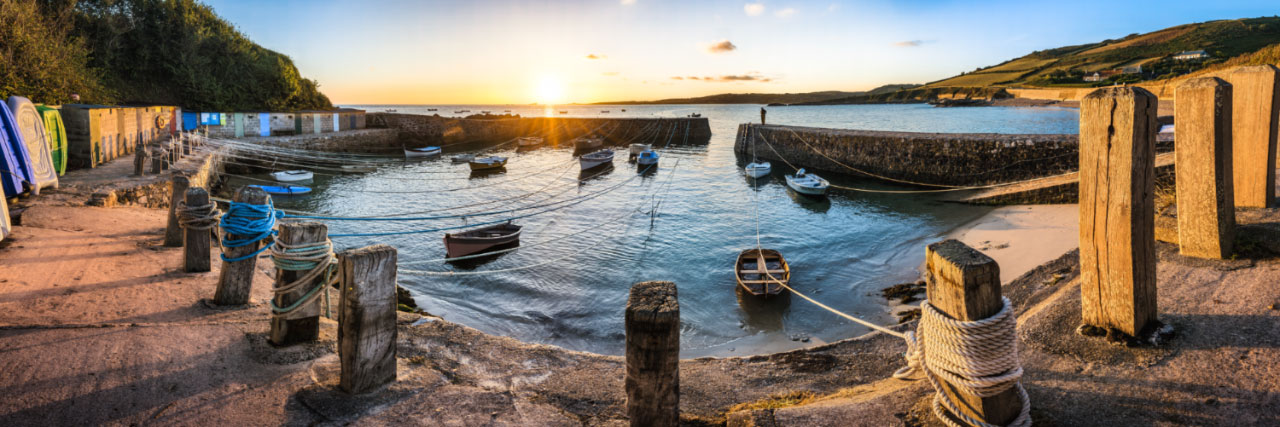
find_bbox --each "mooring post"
[163,174,190,247]
[625,281,680,427]
[134,143,147,176]
[925,240,1020,425]
[270,221,327,346]
[338,244,398,394]
[182,133,192,155]
[183,187,213,273]
[1226,65,1279,208]
[1079,87,1158,337]
[1175,77,1236,259]
[151,148,165,174]
[214,186,271,305]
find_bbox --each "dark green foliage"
[5,0,331,110]
[0,1,109,104]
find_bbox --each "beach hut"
[116,107,138,159]
[182,111,199,131]
[36,106,68,175]
[0,101,36,197]
[269,112,294,135]
[61,104,118,169]
[6,97,58,192]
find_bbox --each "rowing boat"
[451,154,476,163]
[579,149,614,170]
[270,170,313,182]
[745,161,771,178]
[735,248,790,297]
[444,222,523,258]
[785,168,829,196]
[404,146,442,158]
[636,149,659,166]
[517,136,543,147]
[249,185,312,196]
[573,137,602,151]
[468,156,508,171]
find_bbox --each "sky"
[203,0,1280,105]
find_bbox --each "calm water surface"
[231,104,1078,357]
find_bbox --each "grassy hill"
[595,84,919,105]
[927,17,1280,88]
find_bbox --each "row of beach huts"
[0,96,365,243]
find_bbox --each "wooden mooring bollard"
[1226,65,1279,209]
[214,186,270,305]
[625,281,680,427]
[338,244,398,394]
[151,149,166,174]
[183,187,213,273]
[1175,77,1235,259]
[163,174,190,247]
[1079,87,1158,337]
[270,222,327,346]
[925,240,1021,426]
[134,143,148,176]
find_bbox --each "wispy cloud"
[893,40,930,47]
[670,76,683,80]
[827,3,839,12]
[673,73,773,83]
[704,39,737,54]
[585,53,606,59]
[603,72,620,76]
[775,7,796,18]
[744,3,765,16]
[620,0,636,5]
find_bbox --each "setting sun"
[533,75,565,105]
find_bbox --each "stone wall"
[85,143,225,209]
[367,113,712,147]
[239,128,400,153]
[734,124,1081,187]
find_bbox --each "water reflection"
[736,285,791,332]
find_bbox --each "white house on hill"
[1173,50,1210,61]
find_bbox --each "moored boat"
[270,170,313,182]
[573,136,603,151]
[404,146,442,158]
[249,184,312,196]
[735,248,790,297]
[629,143,651,157]
[785,168,829,196]
[636,149,659,166]
[517,136,543,147]
[451,154,476,163]
[745,161,771,178]
[579,149,614,170]
[340,164,377,173]
[444,222,523,258]
[468,156,508,171]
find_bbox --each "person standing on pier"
[760,107,767,125]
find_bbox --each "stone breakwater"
[736,124,1086,187]
[368,113,712,147]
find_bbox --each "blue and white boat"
[250,185,312,196]
[404,146,442,158]
[785,168,829,196]
[636,149,659,166]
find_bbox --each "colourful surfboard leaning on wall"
[0,101,36,197]
[7,97,59,193]
[35,105,68,176]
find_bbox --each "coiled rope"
[893,298,1031,427]
[177,200,222,231]
[269,239,338,319]
[219,200,282,262]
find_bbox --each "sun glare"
[534,75,565,105]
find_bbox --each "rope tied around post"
[893,297,1031,427]
[177,200,221,231]
[269,239,338,319]
[219,200,282,262]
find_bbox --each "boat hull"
[444,224,523,258]
[785,176,829,196]
[468,159,507,171]
[579,150,614,170]
[249,185,312,195]
[735,248,790,297]
[745,163,771,178]
[404,147,441,158]
[271,171,314,182]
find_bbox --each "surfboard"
[7,97,59,193]
[35,105,67,176]
[0,101,35,197]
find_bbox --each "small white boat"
[340,164,377,173]
[270,170,314,182]
[574,137,603,151]
[636,149,659,166]
[580,149,615,170]
[469,156,508,171]
[745,162,771,178]
[629,143,652,157]
[785,168,829,196]
[405,146,442,158]
[452,154,476,163]
[518,136,544,147]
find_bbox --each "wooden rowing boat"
[444,222,523,258]
[468,156,508,171]
[735,248,790,297]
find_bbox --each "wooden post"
[170,139,180,163]
[163,174,190,247]
[182,134,192,155]
[625,281,680,427]
[1226,65,1279,208]
[1079,87,1158,337]
[338,244,398,394]
[214,186,270,305]
[270,221,326,346]
[1175,77,1236,259]
[134,145,147,176]
[925,239,1020,426]
[183,187,212,273]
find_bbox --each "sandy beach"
[946,204,1079,283]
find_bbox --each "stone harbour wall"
[240,128,401,153]
[367,114,712,147]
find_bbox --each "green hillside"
[0,0,331,111]
[597,84,919,105]
[928,16,1280,88]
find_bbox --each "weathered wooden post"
[182,187,213,273]
[151,149,165,174]
[1175,77,1236,259]
[1226,65,1279,209]
[924,239,1021,426]
[133,143,148,176]
[1079,87,1158,337]
[170,138,180,163]
[338,244,398,394]
[182,133,192,155]
[163,174,190,247]
[625,281,680,427]
[270,222,327,346]
[214,186,271,305]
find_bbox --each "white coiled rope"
[269,239,338,319]
[893,297,1031,427]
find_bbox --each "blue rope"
[219,200,282,262]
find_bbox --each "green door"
[233,113,245,137]
[294,115,302,134]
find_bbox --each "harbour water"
[229,104,1079,357]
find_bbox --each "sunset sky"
[205,0,1280,105]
